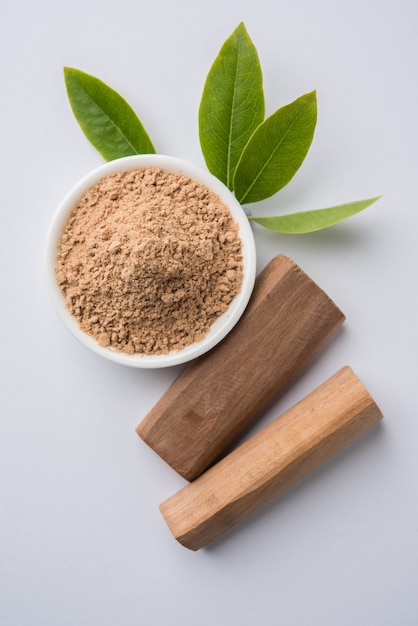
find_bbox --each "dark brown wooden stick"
[136,255,345,481]
[160,366,383,550]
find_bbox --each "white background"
[1,1,417,624]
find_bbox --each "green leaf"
[198,22,265,189]
[249,197,381,233]
[64,67,155,161]
[234,91,317,204]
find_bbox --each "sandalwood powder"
[55,167,243,356]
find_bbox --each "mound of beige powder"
[55,167,243,356]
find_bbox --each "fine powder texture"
[55,167,243,355]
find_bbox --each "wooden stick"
[136,255,345,481]
[160,366,383,550]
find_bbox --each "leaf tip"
[359,195,382,208]
[308,89,317,102]
[63,66,83,87]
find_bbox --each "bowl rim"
[45,154,257,368]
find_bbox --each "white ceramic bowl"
[46,154,256,368]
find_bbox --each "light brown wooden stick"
[136,255,345,481]
[160,366,383,550]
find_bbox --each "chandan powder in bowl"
[55,166,244,356]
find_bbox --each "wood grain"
[160,366,383,550]
[136,255,345,481]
